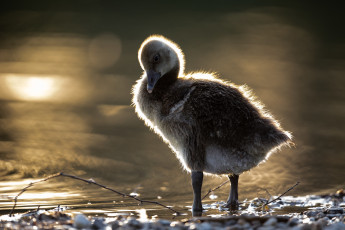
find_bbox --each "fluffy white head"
[138,35,185,77]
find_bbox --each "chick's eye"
[153,54,160,62]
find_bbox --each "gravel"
[1,191,344,229]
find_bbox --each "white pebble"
[73,214,91,229]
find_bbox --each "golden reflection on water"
[4,75,61,101]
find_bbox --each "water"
[0,1,344,219]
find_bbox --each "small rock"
[326,208,344,214]
[336,189,344,197]
[225,220,237,226]
[188,223,198,230]
[170,221,184,229]
[316,212,326,219]
[92,218,106,229]
[109,220,120,230]
[237,218,247,226]
[306,211,319,217]
[199,222,213,230]
[126,217,142,228]
[277,222,288,229]
[325,222,345,230]
[38,213,56,221]
[300,223,312,230]
[73,214,91,229]
[288,218,300,226]
[264,217,277,226]
[290,226,302,230]
[257,226,275,230]
[140,222,152,230]
[226,224,242,230]
[316,217,328,228]
[326,214,341,219]
[251,220,261,228]
[156,219,171,226]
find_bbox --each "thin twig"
[10,172,180,216]
[10,172,62,216]
[261,181,300,208]
[202,180,229,200]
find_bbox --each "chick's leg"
[224,174,239,210]
[191,171,203,216]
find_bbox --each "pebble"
[109,220,120,229]
[264,217,277,226]
[325,222,345,230]
[326,208,344,214]
[316,212,326,219]
[288,218,300,226]
[225,220,237,226]
[2,192,345,230]
[257,226,275,230]
[92,218,106,229]
[305,211,319,217]
[237,218,247,226]
[73,214,91,229]
[198,222,213,230]
[125,217,142,228]
[170,221,185,230]
[156,219,171,226]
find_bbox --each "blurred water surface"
[0,1,344,219]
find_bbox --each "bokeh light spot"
[88,33,122,69]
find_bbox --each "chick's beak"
[146,70,161,93]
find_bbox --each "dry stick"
[261,181,300,209]
[202,180,229,200]
[10,172,180,217]
[10,172,62,216]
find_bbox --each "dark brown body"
[133,35,292,216]
[133,68,291,174]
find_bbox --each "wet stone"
[187,222,198,230]
[257,226,275,230]
[326,214,341,219]
[325,222,345,230]
[316,212,326,219]
[170,220,185,229]
[109,220,120,229]
[198,222,213,230]
[92,218,106,229]
[300,223,313,230]
[126,217,142,228]
[277,222,288,228]
[73,214,91,229]
[251,220,262,228]
[225,224,242,230]
[263,217,277,226]
[305,211,319,217]
[225,219,237,226]
[326,208,344,214]
[288,217,300,226]
[237,218,247,226]
[156,219,171,226]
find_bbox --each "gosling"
[132,35,292,216]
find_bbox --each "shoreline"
[1,192,344,229]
